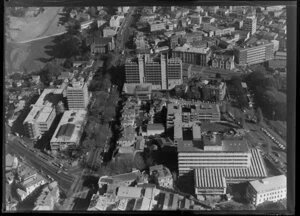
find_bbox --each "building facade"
[50,110,87,153]
[66,80,89,110]
[243,16,257,35]
[172,46,211,66]
[211,54,235,70]
[236,42,274,65]
[23,88,63,139]
[246,175,286,206]
[125,54,183,90]
[194,148,267,197]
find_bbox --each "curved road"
[16,20,94,44]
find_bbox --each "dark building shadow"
[176,171,195,195]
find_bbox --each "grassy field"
[5,37,55,75]
[9,7,63,43]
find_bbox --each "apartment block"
[66,79,89,110]
[243,16,257,35]
[246,175,286,206]
[236,42,274,65]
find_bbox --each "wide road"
[243,121,287,174]
[115,7,136,53]
[6,135,74,194]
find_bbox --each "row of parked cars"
[261,127,286,150]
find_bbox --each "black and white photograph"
[3,2,296,213]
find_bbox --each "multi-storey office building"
[194,148,267,197]
[144,56,165,89]
[66,79,89,110]
[243,16,257,35]
[23,104,56,139]
[50,110,87,153]
[166,102,221,129]
[23,88,63,139]
[246,175,286,206]
[235,42,274,65]
[125,54,182,90]
[166,57,183,89]
[172,45,211,66]
[178,134,252,175]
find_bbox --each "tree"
[82,139,96,153]
[239,115,245,128]
[256,107,263,124]
[87,20,99,36]
[216,73,221,79]
[63,58,73,68]
[256,201,286,210]
[66,19,81,36]
[134,153,146,170]
[39,62,62,85]
[10,73,23,80]
[221,102,227,113]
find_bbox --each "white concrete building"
[246,175,286,206]
[50,110,87,153]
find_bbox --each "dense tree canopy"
[39,62,63,85]
[245,69,286,121]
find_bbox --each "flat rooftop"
[147,123,164,131]
[117,186,142,198]
[23,105,55,125]
[50,110,87,143]
[249,175,286,194]
[99,170,142,186]
[173,45,210,54]
[222,139,249,152]
[35,88,64,107]
[195,149,267,187]
[123,83,152,95]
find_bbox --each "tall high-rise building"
[167,58,183,89]
[125,54,183,90]
[243,16,257,35]
[125,58,141,84]
[66,78,89,110]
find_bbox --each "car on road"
[57,169,62,174]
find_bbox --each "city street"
[6,135,74,194]
[243,121,286,175]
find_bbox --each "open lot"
[6,37,55,75]
[8,7,64,43]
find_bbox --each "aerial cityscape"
[5,5,288,212]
